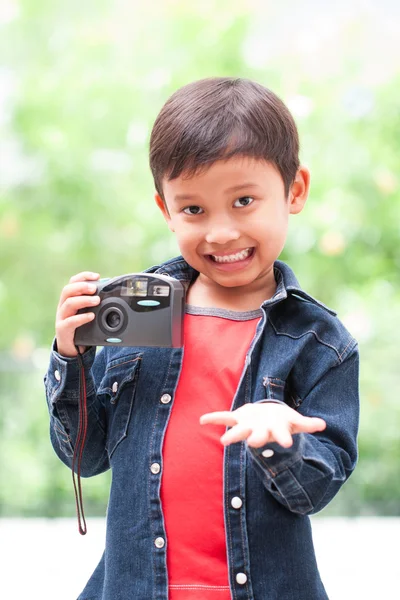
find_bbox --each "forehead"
[162,157,283,198]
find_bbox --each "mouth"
[207,247,254,264]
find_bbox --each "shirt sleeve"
[44,340,110,477]
[247,346,359,515]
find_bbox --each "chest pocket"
[262,376,302,409]
[98,353,142,458]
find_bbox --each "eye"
[233,196,254,208]
[183,205,204,215]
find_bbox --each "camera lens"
[99,303,128,337]
[105,310,121,329]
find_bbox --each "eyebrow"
[173,183,260,202]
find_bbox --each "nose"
[205,223,240,245]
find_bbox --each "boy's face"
[155,157,309,298]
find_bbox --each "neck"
[187,273,277,312]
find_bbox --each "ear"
[289,166,310,215]
[155,193,174,231]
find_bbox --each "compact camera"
[74,273,185,348]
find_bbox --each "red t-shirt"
[161,309,260,600]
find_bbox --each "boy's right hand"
[55,272,101,358]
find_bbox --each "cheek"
[252,213,288,246]
[174,226,200,250]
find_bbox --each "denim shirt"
[44,257,359,600]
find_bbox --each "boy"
[45,77,359,600]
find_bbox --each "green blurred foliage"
[0,0,399,517]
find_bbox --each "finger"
[292,416,326,434]
[220,424,252,446]
[58,281,99,308]
[200,411,238,427]
[57,295,101,320]
[270,424,293,448]
[56,312,96,336]
[246,427,271,448]
[55,313,96,357]
[69,272,100,284]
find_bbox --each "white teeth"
[212,248,252,263]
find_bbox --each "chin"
[214,273,257,288]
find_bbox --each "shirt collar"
[273,260,336,315]
[145,256,336,315]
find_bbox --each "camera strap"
[71,348,88,535]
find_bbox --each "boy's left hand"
[200,403,326,448]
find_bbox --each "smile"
[210,248,253,263]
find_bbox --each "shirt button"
[160,393,171,404]
[54,370,61,382]
[236,572,247,585]
[231,496,243,509]
[262,448,275,458]
[154,537,165,549]
[112,381,118,393]
[150,462,161,474]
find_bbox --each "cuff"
[247,432,305,477]
[44,338,97,404]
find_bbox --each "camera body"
[74,273,185,348]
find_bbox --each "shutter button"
[112,381,118,393]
